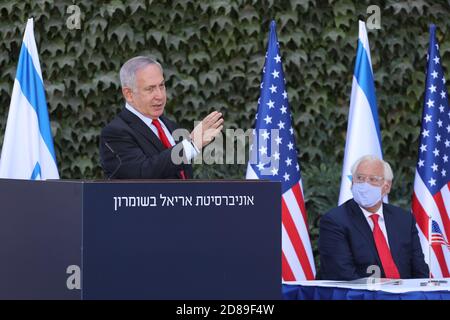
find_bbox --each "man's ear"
[382,180,392,196]
[122,87,133,104]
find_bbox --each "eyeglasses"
[353,174,385,186]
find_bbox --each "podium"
[0,179,281,299]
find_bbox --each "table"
[283,278,450,300]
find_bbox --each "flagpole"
[421,215,447,286]
[428,214,432,281]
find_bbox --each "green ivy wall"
[1,0,450,264]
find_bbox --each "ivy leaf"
[104,0,127,16]
[211,0,233,14]
[128,0,146,14]
[71,156,93,175]
[290,0,314,11]
[109,24,134,42]
[323,28,346,42]
[209,16,233,31]
[88,17,108,34]
[278,12,298,29]
[332,0,355,16]
[175,75,198,93]
[93,71,120,90]
[187,52,210,64]
[146,29,166,45]
[0,1,23,15]
[334,15,352,29]
[239,6,258,23]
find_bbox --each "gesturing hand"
[190,111,224,150]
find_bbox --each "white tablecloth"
[284,278,450,293]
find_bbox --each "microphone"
[104,141,122,179]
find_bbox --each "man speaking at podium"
[319,155,429,280]
[100,56,223,179]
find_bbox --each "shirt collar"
[359,203,384,220]
[125,102,158,127]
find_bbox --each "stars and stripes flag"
[432,220,450,250]
[246,20,316,281]
[338,21,385,205]
[412,24,450,278]
[0,18,59,179]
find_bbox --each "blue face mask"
[351,182,382,208]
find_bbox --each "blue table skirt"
[282,284,450,300]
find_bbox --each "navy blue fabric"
[319,199,429,280]
[100,108,193,179]
[282,284,450,300]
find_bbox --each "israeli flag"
[338,20,383,205]
[0,18,59,180]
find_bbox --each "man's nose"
[153,87,164,99]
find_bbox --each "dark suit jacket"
[99,108,193,179]
[318,199,429,280]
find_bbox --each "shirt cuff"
[182,139,199,162]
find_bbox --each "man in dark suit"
[100,56,223,179]
[319,155,429,280]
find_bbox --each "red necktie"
[152,119,186,180]
[369,214,400,279]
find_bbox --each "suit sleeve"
[319,213,360,280]
[409,214,430,278]
[100,124,189,179]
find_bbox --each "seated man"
[100,56,223,179]
[319,155,429,280]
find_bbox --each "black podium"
[0,179,281,299]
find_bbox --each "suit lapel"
[160,115,178,135]
[383,204,400,266]
[119,108,165,152]
[347,200,382,266]
[119,109,192,179]
[161,116,195,179]
[159,116,187,179]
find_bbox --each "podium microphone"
[104,141,122,179]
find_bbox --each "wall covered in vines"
[1,0,450,264]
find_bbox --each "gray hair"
[350,154,394,181]
[119,56,163,90]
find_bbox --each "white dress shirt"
[125,103,199,162]
[359,204,391,248]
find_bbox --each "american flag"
[432,220,450,250]
[412,24,450,278]
[246,21,316,281]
